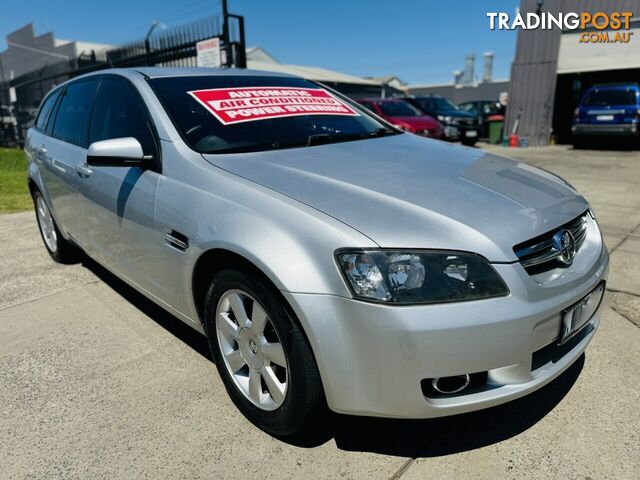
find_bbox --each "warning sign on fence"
[196,37,222,68]
[187,86,360,125]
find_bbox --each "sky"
[0,0,519,85]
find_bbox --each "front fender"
[153,154,376,319]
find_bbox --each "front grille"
[513,211,588,274]
[458,118,477,127]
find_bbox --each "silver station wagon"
[26,68,608,436]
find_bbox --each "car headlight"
[336,250,509,304]
[437,115,453,123]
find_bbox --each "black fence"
[0,80,16,146]
[2,15,246,146]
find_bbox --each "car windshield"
[418,97,460,112]
[150,75,398,154]
[377,101,421,117]
[584,88,637,106]
[419,97,459,112]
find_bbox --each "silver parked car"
[26,68,608,436]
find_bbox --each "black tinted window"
[151,75,393,154]
[584,88,637,106]
[52,79,99,146]
[35,90,61,130]
[378,101,421,117]
[89,77,155,156]
[419,97,458,112]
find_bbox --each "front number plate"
[596,115,614,121]
[559,282,605,344]
[465,130,478,137]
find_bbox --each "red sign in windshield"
[187,86,359,125]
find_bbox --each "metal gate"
[1,14,246,146]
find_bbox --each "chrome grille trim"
[514,212,588,270]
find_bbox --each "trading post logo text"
[487,11,634,43]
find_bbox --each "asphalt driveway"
[0,144,639,479]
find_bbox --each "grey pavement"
[0,144,639,479]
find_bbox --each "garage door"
[557,24,640,74]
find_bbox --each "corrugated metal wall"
[557,22,640,73]
[506,0,640,145]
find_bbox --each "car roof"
[131,67,296,79]
[51,66,299,90]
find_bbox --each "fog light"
[421,372,488,398]
[431,375,471,394]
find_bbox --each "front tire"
[204,269,326,436]
[32,190,78,263]
[572,136,590,149]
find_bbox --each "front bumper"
[283,222,608,418]
[442,122,479,142]
[573,122,638,136]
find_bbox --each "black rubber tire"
[461,138,478,147]
[203,269,326,437]
[572,137,589,150]
[32,190,78,264]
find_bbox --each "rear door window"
[35,90,61,131]
[52,78,100,147]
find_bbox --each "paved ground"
[0,144,638,479]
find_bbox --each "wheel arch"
[192,248,287,326]
[191,248,328,395]
[27,177,38,196]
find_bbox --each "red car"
[357,98,443,139]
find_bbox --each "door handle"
[77,164,93,178]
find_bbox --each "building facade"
[0,24,112,80]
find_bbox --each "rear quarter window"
[52,78,100,147]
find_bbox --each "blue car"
[572,83,640,147]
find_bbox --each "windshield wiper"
[367,127,399,138]
[306,129,397,146]
[306,133,366,146]
[205,129,399,153]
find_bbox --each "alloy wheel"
[215,289,289,411]
[36,196,57,253]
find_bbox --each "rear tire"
[204,268,326,437]
[572,137,589,150]
[32,190,78,264]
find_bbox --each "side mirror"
[87,137,147,167]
